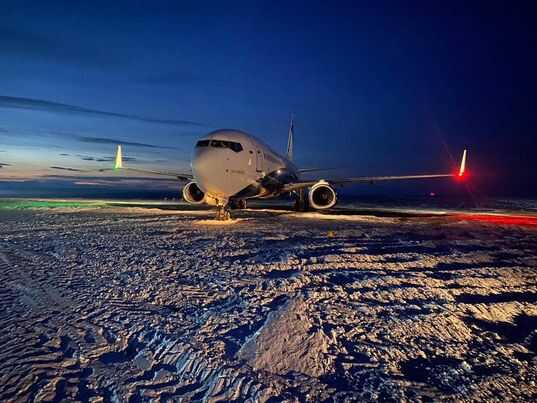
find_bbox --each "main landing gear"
[229,199,247,210]
[294,188,309,212]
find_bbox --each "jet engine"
[308,180,337,210]
[182,182,206,204]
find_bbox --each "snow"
[0,199,537,401]
[286,211,399,222]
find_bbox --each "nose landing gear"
[215,204,231,221]
[215,199,246,220]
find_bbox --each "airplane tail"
[115,145,123,169]
[287,114,294,161]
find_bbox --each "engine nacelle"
[182,182,206,204]
[308,180,337,210]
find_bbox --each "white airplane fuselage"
[190,129,298,206]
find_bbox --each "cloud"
[77,136,177,150]
[94,156,136,162]
[50,166,84,172]
[74,181,109,186]
[0,95,203,127]
[74,153,137,163]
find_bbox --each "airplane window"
[229,142,243,152]
[211,140,226,148]
[208,140,243,152]
[196,140,210,147]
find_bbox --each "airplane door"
[256,150,264,173]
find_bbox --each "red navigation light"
[455,149,467,181]
[455,170,468,181]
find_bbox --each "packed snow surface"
[1,200,537,401]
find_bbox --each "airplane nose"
[192,149,215,191]
[191,146,242,198]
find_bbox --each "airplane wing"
[97,167,193,181]
[51,145,193,181]
[297,168,336,174]
[282,149,467,193]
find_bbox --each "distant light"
[455,170,468,181]
[458,149,467,177]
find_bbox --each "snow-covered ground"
[1,200,537,401]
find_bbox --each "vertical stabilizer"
[287,115,294,161]
[115,145,123,169]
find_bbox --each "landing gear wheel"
[294,189,309,212]
[229,199,247,210]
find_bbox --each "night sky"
[1,1,536,198]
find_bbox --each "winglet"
[287,114,294,161]
[458,149,467,177]
[115,145,123,169]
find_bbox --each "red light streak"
[454,213,537,228]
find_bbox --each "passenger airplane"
[103,118,468,220]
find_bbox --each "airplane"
[105,117,468,220]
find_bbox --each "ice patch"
[286,212,397,223]
[194,218,247,226]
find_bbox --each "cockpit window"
[229,142,243,152]
[208,140,243,152]
[196,140,210,147]
[211,140,226,148]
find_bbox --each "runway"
[1,199,536,401]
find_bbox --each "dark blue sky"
[1,1,536,197]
